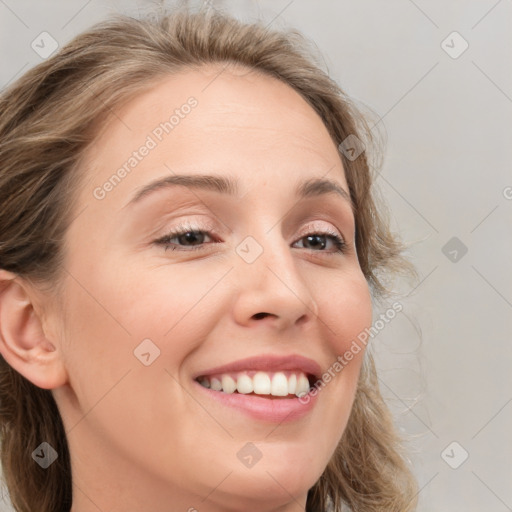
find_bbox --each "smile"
[196,370,313,398]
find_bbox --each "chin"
[224,451,326,506]
[217,471,316,511]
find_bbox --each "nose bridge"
[232,227,319,325]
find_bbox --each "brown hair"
[0,6,417,511]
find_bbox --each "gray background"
[1,0,511,510]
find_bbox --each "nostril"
[253,312,270,320]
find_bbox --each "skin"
[0,64,372,512]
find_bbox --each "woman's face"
[52,65,373,512]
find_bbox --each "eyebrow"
[123,173,353,210]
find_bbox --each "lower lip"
[193,380,318,423]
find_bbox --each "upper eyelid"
[162,218,344,234]
[159,220,346,245]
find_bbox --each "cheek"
[57,260,224,462]
[58,257,229,402]
[61,244,372,377]
[310,270,372,430]
[318,269,373,355]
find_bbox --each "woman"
[0,6,418,512]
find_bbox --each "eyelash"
[154,221,347,255]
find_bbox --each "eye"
[293,228,346,254]
[154,222,216,252]
[153,223,347,254]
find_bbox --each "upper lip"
[193,354,322,380]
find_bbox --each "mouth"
[195,370,316,399]
[191,354,321,423]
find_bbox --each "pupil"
[181,231,202,245]
[307,235,325,250]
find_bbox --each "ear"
[0,269,68,389]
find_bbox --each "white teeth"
[271,372,289,396]
[237,374,254,394]
[287,374,297,395]
[296,374,310,396]
[221,375,236,394]
[210,377,222,391]
[253,372,271,395]
[197,371,312,397]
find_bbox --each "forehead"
[77,64,348,213]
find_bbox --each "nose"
[231,233,319,331]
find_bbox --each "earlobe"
[0,269,68,390]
